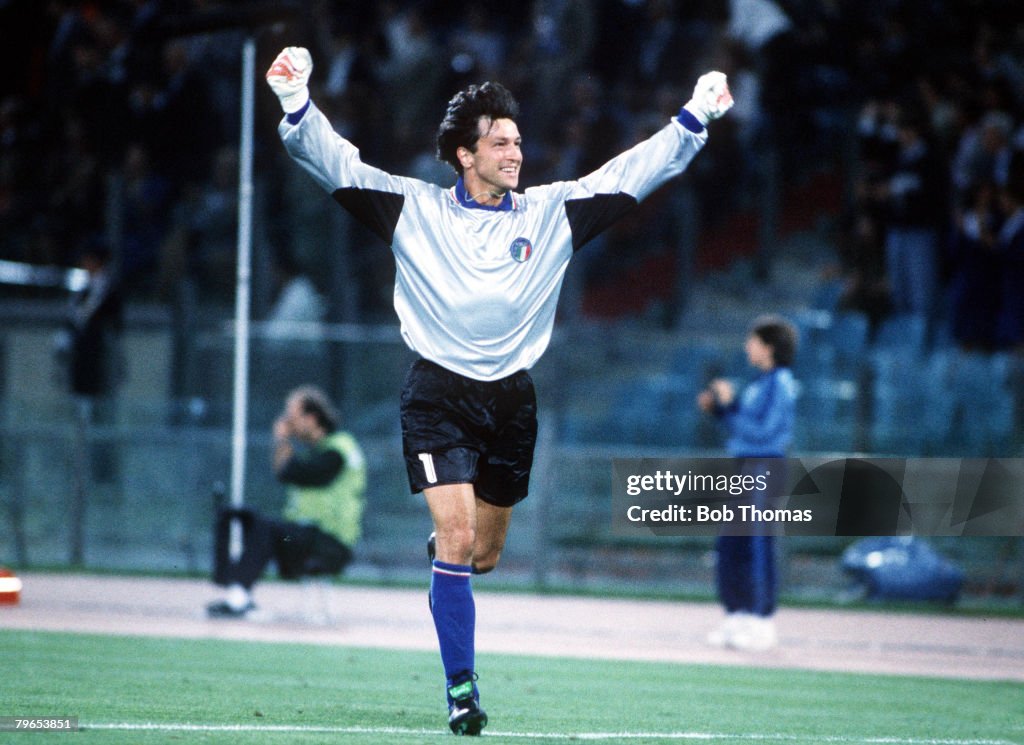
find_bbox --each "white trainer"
[706,612,749,647]
[729,614,778,652]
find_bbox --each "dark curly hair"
[436,82,520,175]
[750,315,800,368]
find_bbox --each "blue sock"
[430,560,476,705]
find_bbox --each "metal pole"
[70,398,90,566]
[531,414,557,590]
[229,37,256,560]
[672,183,698,329]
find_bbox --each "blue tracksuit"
[714,367,797,616]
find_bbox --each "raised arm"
[267,47,410,244]
[576,70,734,197]
[538,71,734,251]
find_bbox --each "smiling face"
[458,117,522,204]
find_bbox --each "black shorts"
[400,359,538,507]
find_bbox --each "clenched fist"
[266,46,313,114]
[684,71,734,127]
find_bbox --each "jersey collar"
[452,177,517,212]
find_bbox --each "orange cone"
[0,567,22,605]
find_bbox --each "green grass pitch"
[3,629,1021,744]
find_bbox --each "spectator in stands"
[45,113,106,264]
[184,145,240,303]
[726,0,802,158]
[697,314,798,652]
[519,0,597,141]
[882,106,948,319]
[63,238,124,404]
[56,238,125,484]
[207,385,367,619]
[373,2,446,164]
[263,251,327,343]
[994,160,1024,350]
[119,142,173,295]
[150,39,222,187]
[952,109,1017,199]
[834,210,892,330]
[446,5,507,83]
[946,180,1001,351]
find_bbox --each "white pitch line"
[80,722,1019,744]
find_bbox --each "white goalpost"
[228,37,257,561]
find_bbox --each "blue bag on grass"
[840,537,964,603]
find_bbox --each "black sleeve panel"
[565,192,639,251]
[277,449,344,487]
[332,187,406,245]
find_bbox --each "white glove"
[266,46,313,114]
[683,71,734,127]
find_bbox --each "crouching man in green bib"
[207,385,366,618]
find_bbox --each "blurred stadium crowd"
[2,0,1019,331]
[835,7,1024,351]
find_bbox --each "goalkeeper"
[268,46,732,735]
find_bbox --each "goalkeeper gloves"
[266,46,313,114]
[683,71,734,127]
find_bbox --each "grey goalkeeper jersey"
[279,103,707,381]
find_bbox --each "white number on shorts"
[418,453,438,484]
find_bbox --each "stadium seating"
[791,309,870,378]
[930,349,1016,456]
[794,376,861,453]
[809,277,845,312]
[866,349,944,455]
[826,311,871,377]
[865,345,1018,457]
[557,373,701,447]
[873,313,928,355]
[610,374,701,446]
